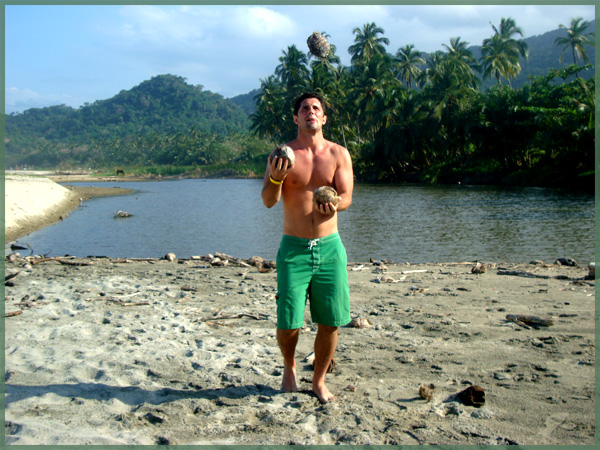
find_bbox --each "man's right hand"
[269,155,294,183]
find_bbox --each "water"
[8,179,595,264]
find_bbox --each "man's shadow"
[5,381,279,408]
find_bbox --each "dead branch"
[200,311,269,321]
[205,321,236,327]
[506,314,554,328]
[497,270,549,279]
[29,257,93,266]
[58,259,94,266]
[5,272,20,282]
[181,286,199,292]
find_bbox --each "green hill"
[229,89,260,115]
[5,74,250,168]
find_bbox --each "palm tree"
[275,45,310,94]
[480,17,528,87]
[250,75,287,143]
[348,53,397,142]
[348,22,390,65]
[395,44,425,90]
[491,17,524,41]
[554,17,595,69]
[442,37,479,88]
[480,33,518,86]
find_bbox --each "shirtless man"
[262,92,354,403]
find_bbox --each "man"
[261,92,354,403]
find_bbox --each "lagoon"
[9,179,595,264]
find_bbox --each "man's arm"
[315,146,353,215]
[334,146,354,212]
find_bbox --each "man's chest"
[288,154,336,189]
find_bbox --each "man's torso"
[281,141,341,239]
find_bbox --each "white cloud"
[230,6,296,39]
[5,87,75,113]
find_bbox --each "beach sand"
[4,254,595,445]
[3,174,596,445]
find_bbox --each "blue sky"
[4,3,596,113]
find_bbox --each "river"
[9,179,595,264]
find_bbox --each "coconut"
[307,31,331,59]
[271,144,295,166]
[313,186,339,207]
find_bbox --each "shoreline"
[4,174,133,242]
[3,255,595,445]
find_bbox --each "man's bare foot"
[281,366,297,393]
[313,383,336,403]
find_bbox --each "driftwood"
[200,308,269,322]
[13,301,47,308]
[181,285,199,292]
[5,310,23,318]
[58,259,94,266]
[205,321,236,327]
[506,314,554,328]
[106,294,148,307]
[497,270,549,279]
[5,272,20,283]
[30,257,94,266]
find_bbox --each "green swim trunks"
[276,232,351,329]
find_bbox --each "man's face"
[294,98,327,131]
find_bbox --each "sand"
[4,174,133,242]
[3,253,595,445]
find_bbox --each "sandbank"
[4,174,132,242]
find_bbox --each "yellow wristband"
[269,175,283,185]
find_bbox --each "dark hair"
[293,92,326,116]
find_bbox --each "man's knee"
[277,327,300,342]
[317,324,338,333]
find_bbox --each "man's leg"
[312,324,338,403]
[277,328,300,392]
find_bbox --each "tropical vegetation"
[4,17,595,191]
[251,17,594,190]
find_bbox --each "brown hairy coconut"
[271,144,295,166]
[313,186,339,207]
[419,383,436,402]
[307,31,331,59]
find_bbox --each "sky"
[4,3,596,114]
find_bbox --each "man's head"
[293,92,328,133]
[293,92,326,116]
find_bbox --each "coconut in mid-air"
[307,31,331,59]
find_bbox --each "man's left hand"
[317,197,341,215]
